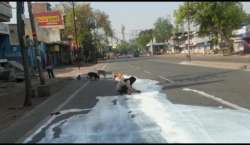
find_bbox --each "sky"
[9,2,250,40]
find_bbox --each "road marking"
[143,70,151,74]
[19,81,90,143]
[158,75,174,83]
[23,107,93,143]
[101,63,108,70]
[55,82,90,111]
[19,63,109,143]
[182,88,250,112]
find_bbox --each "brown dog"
[97,70,106,78]
[112,72,124,80]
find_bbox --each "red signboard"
[33,11,64,28]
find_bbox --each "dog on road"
[87,72,100,80]
[97,70,106,78]
[112,72,124,81]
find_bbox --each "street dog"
[97,70,106,78]
[112,72,124,81]
[87,72,100,80]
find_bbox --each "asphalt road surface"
[106,57,250,109]
[1,56,250,143]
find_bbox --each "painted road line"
[54,81,90,112]
[143,70,151,74]
[101,63,108,70]
[23,108,93,143]
[182,88,250,112]
[20,81,90,143]
[158,75,175,83]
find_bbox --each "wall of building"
[8,24,19,45]
[24,18,61,43]
[0,2,12,22]
[32,3,49,14]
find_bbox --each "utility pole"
[17,2,32,106]
[27,2,45,85]
[94,20,97,63]
[121,25,125,42]
[187,1,191,61]
[72,1,80,69]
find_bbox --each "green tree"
[242,14,250,26]
[175,2,247,52]
[135,29,153,50]
[116,41,130,55]
[153,17,173,42]
[93,10,113,57]
[64,3,113,62]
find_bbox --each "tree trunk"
[27,2,46,85]
[17,2,32,107]
[220,32,233,55]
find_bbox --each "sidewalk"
[160,53,250,63]
[179,60,250,70]
[54,63,105,78]
[0,62,106,133]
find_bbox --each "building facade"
[0,2,12,59]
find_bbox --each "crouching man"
[116,76,140,95]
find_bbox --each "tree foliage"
[242,14,250,26]
[135,29,153,49]
[174,2,247,51]
[64,3,113,61]
[153,17,173,42]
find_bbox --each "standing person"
[46,60,55,79]
[243,37,250,54]
[116,76,138,95]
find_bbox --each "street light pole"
[72,1,80,69]
[187,1,191,61]
[94,20,97,63]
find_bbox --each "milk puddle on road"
[25,78,250,143]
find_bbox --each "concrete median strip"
[179,61,250,71]
[182,88,250,113]
[159,75,175,83]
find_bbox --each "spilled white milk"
[26,77,250,143]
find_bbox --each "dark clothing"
[118,85,129,95]
[117,76,136,95]
[124,77,136,85]
[46,64,55,79]
[47,68,55,79]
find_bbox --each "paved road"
[106,57,250,109]
[1,56,250,143]
[156,54,250,63]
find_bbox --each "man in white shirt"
[116,76,137,95]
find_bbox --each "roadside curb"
[179,61,250,71]
[0,63,108,143]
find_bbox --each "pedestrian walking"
[46,62,55,79]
